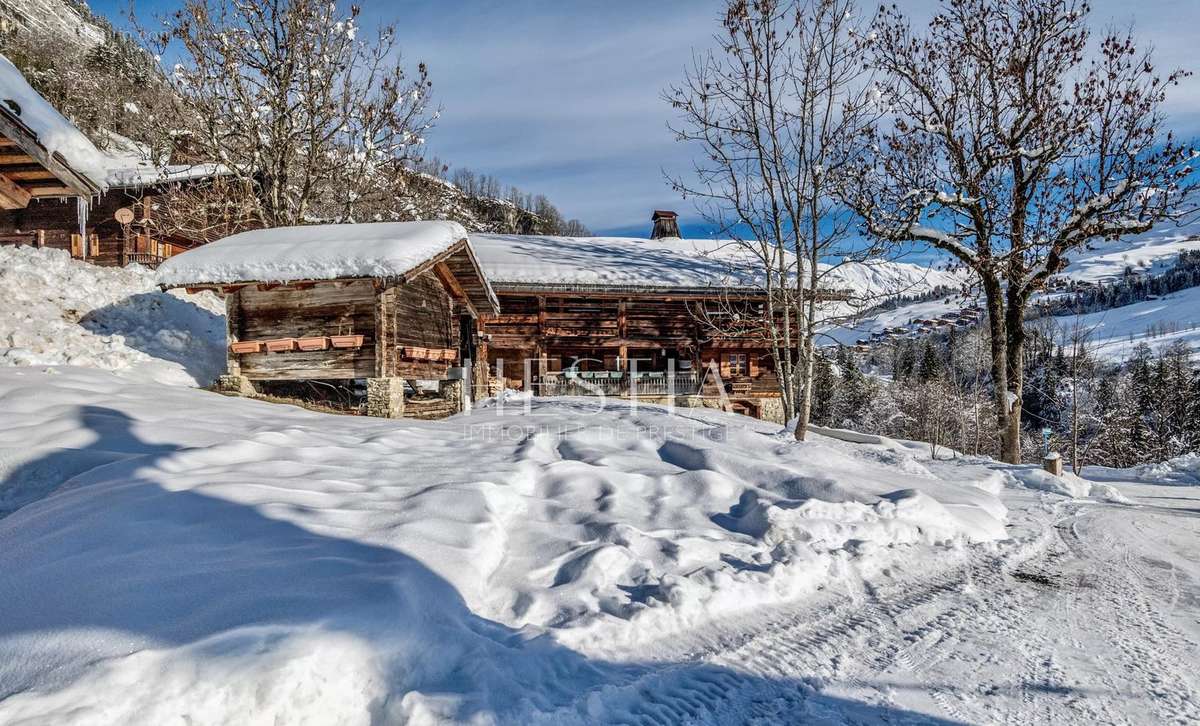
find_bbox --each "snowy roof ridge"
[470,233,782,292]
[157,220,498,312]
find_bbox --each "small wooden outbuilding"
[157,221,498,419]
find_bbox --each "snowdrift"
[0,366,1007,723]
[0,246,225,386]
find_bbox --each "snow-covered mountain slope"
[1063,219,1200,282]
[0,366,1008,722]
[824,222,1200,351]
[822,258,964,300]
[1062,283,1200,360]
[0,246,225,386]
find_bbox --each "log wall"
[481,290,781,398]
[0,189,191,266]
[227,271,471,382]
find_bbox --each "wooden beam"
[432,261,478,318]
[28,186,76,198]
[0,153,35,165]
[0,171,31,209]
[2,168,57,181]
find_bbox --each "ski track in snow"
[560,490,1200,725]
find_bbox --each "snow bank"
[0,367,1008,722]
[1127,453,1200,486]
[0,246,225,386]
[0,53,110,188]
[156,220,471,285]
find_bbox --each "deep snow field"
[0,249,1197,725]
[0,365,1011,723]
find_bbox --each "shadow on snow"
[0,406,974,724]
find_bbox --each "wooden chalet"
[0,53,216,267]
[470,215,839,422]
[157,221,498,420]
[0,53,103,254]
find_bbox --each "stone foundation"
[757,397,786,424]
[366,377,406,418]
[439,378,465,415]
[215,374,257,396]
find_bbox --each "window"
[725,352,749,377]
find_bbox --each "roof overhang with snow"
[157,221,500,315]
[0,54,107,204]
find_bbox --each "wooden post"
[34,229,45,249]
[1043,453,1063,477]
[88,234,98,262]
[70,233,83,259]
[374,283,393,378]
[216,289,256,396]
[225,290,243,377]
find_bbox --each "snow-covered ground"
[0,246,225,386]
[824,222,1200,355]
[1,366,1197,724]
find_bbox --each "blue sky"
[92,0,1200,239]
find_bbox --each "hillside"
[824,222,1200,355]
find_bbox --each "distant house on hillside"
[470,212,847,423]
[157,221,498,420]
[0,53,221,267]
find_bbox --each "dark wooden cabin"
[0,55,215,266]
[0,56,101,253]
[471,220,845,422]
[158,222,498,420]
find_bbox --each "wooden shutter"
[748,353,760,378]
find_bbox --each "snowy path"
[582,485,1200,725]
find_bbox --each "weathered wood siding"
[0,189,191,265]
[233,280,377,381]
[228,272,468,382]
[481,290,782,397]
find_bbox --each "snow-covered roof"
[157,221,498,312]
[95,131,228,189]
[105,162,228,190]
[470,234,776,292]
[0,53,109,192]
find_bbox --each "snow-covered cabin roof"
[96,131,228,189]
[470,234,777,293]
[105,162,228,190]
[0,53,108,195]
[157,221,499,313]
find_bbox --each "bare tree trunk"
[1003,302,1027,464]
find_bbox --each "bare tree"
[139,0,435,228]
[846,0,1197,463]
[1058,319,1105,474]
[666,0,884,439]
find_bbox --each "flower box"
[403,346,430,360]
[297,336,329,352]
[440,348,458,362]
[265,338,297,353]
[330,335,365,349]
[229,341,263,354]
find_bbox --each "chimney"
[650,210,680,239]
